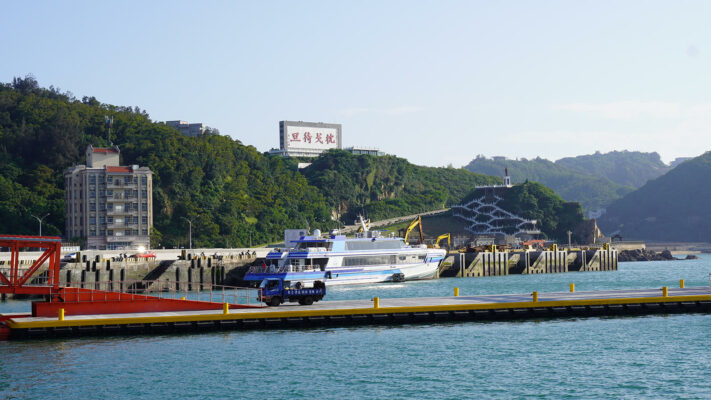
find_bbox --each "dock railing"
[59,280,265,307]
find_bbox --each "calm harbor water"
[1,255,710,399]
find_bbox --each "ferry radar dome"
[313,229,321,238]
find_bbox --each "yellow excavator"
[403,215,424,244]
[434,233,450,249]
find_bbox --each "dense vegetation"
[0,76,499,247]
[464,156,633,212]
[598,151,711,241]
[0,76,333,247]
[556,151,670,188]
[302,151,499,222]
[496,182,586,242]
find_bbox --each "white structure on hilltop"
[269,120,383,158]
[166,120,205,137]
[65,145,153,250]
[452,169,540,239]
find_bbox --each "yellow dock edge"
[6,294,711,330]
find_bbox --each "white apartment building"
[65,145,153,250]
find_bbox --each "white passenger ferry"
[244,219,446,286]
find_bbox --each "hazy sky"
[2,1,710,167]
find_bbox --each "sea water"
[1,256,710,399]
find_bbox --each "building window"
[107,189,113,196]
[141,176,147,185]
[141,190,147,198]
[124,176,131,184]
[100,230,105,236]
[133,176,138,184]
[100,203,106,211]
[133,190,138,198]
[99,216,106,225]
[133,216,139,224]
[107,203,114,211]
[89,203,96,211]
[142,203,148,211]
[125,230,131,236]
[142,229,148,236]
[108,230,113,236]
[90,230,96,237]
[89,175,96,184]
[89,217,96,225]
[125,203,131,211]
[142,216,148,224]
[108,217,113,224]
[99,189,105,197]
[89,190,96,198]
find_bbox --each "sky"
[2,0,710,167]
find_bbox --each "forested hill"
[0,77,498,247]
[0,77,333,247]
[464,156,633,212]
[598,151,711,241]
[302,150,498,222]
[497,182,585,243]
[556,151,670,188]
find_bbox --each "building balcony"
[106,235,148,242]
[106,209,128,216]
[107,182,137,189]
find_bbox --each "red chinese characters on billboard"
[287,126,339,150]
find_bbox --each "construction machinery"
[403,215,424,244]
[430,233,450,249]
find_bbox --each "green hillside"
[598,151,711,241]
[0,76,499,247]
[556,151,670,188]
[464,156,633,212]
[497,182,585,242]
[0,76,333,247]
[302,150,499,222]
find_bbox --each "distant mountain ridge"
[598,151,711,241]
[464,151,676,213]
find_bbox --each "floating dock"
[3,286,710,340]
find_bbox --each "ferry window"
[296,242,333,251]
[343,255,393,266]
[345,240,403,251]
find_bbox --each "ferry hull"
[244,260,441,287]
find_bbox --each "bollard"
[569,283,575,293]
[373,297,380,309]
[454,287,459,297]
[680,279,685,289]
[662,286,668,297]
[532,291,538,303]
[223,303,229,315]
[58,308,65,321]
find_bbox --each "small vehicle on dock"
[259,278,325,306]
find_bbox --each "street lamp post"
[30,213,50,236]
[180,217,193,249]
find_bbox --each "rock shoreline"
[618,249,699,262]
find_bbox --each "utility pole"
[180,217,193,249]
[567,230,572,248]
[30,213,50,236]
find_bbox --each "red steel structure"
[0,235,262,322]
[0,235,61,296]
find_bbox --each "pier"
[438,246,617,278]
[3,285,709,340]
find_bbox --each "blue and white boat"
[244,219,446,286]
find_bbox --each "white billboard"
[284,124,340,150]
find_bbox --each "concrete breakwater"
[437,247,617,278]
[55,253,258,292]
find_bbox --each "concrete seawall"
[438,248,618,278]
